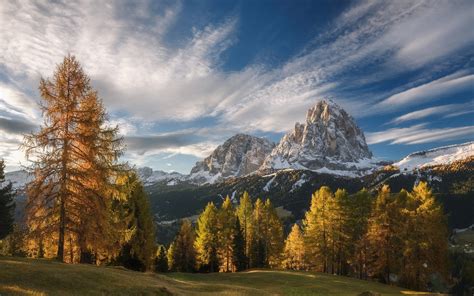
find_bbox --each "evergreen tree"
[116,173,156,271]
[236,191,253,268]
[0,159,15,240]
[23,55,124,262]
[366,185,402,284]
[195,202,219,272]
[303,186,334,272]
[155,245,168,272]
[218,196,236,272]
[399,182,448,290]
[168,220,196,272]
[232,217,247,271]
[283,224,306,270]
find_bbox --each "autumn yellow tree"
[23,55,124,262]
[264,199,284,268]
[218,196,236,272]
[366,185,403,284]
[236,191,253,268]
[283,223,306,270]
[195,202,219,272]
[303,186,334,272]
[168,220,196,272]
[348,188,372,279]
[399,182,448,290]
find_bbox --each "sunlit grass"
[0,256,423,295]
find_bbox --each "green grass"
[0,256,428,296]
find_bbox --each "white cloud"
[377,72,474,110]
[390,102,474,124]
[367,124,474,145]
[0,0,473,168]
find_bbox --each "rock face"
[189,134,275,184]
[261,99,373,173]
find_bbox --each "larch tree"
[264,199,284,268]
[400,182,448,290]
[0,159,15,240]
[366,185,403,284]
[303,186,334,272]
[168,219,196,272]
[23,55,124,262]
[250,198,267,267]
[349,188,372,279]
[283,223,306,270]
[332,188,352,275]
[218,196,236,272]
[195,202,219,272]
[236,191,253,268]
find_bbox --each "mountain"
[137,167,186,186]
[144,140,473,245]
[260,99,375,175]
[4,169,31,190]
[189,134,275,184]
[394,141,474,171]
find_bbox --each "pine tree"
[232,217,247,271]
[399,182,448,290]
[155,245,168,272]
[236,191,253,268]
[0,159,15,240]
[195,202,219,272]
[283,224,306,270]
[366,185,402,284]
[168,220,196,272]
[303,186,334,272]
[218,196,236,272]
[23,55,124,262]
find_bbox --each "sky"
[0,0,473,173]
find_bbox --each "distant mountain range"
[5,99,474,245]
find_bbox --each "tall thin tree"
[23,55,124,262]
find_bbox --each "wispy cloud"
[367,124,474,145]
[0,0,472,170]
[377,72,474,110]
[390,102,474,125]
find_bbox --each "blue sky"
[0,0,473,173]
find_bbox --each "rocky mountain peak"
[189,134,275,184]
[261,99,373,173]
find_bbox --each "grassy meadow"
[0,256,429,296]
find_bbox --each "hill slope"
[0,256,420,295]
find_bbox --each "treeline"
[163,183,448,291]
[0,56,156,271]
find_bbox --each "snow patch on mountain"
[394,141,474,171]
[263,174,277,192]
